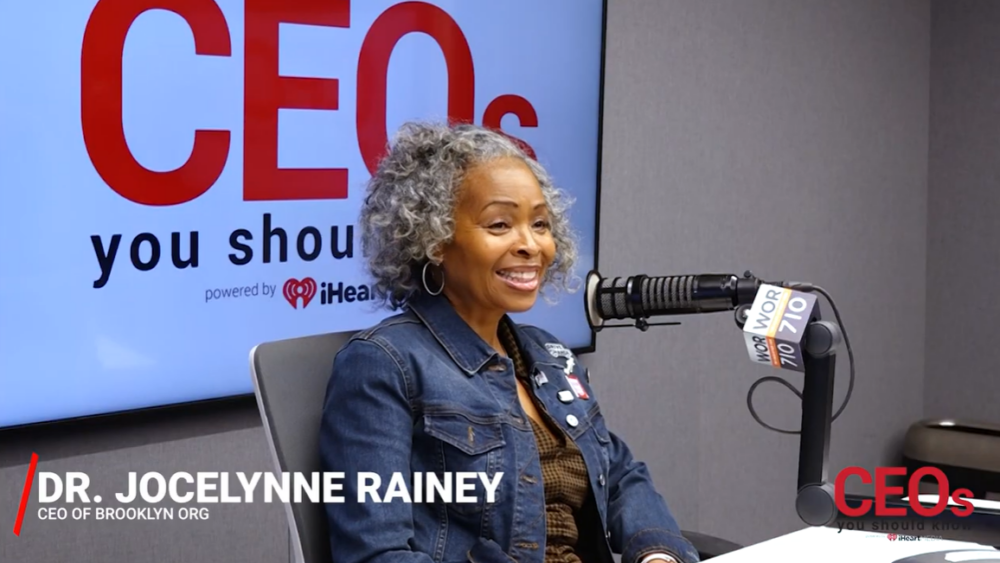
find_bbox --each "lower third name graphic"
[37,471,501,504]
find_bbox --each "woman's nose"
[516,228,541,256]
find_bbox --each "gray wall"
[9,0,995,560]
[589,0,929,546]
[925,0,1000,425]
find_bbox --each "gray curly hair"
[360,121,579,310]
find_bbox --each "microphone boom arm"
[785,304,1000,547]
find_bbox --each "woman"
[319,122,698,563]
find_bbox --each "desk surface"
[711,497,1000,563]
[711,527,999,563]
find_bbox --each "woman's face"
[439,157,557,317]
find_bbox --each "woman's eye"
[486,220,548,231]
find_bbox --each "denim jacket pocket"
[424,410,506,455]
[422,410,506,517]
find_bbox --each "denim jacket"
[319,293,699,563]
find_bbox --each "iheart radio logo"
[283,278,317,309]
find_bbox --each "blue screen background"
[0,0,604,427]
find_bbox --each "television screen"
[0,0,605,428]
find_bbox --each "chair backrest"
[250,331,356,563]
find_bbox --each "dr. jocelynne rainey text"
[85,471,504,504]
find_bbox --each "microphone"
[584,270,762,329]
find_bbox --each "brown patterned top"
[499,320,591,563]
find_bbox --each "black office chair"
[249,331,742,563]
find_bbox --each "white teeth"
[499,270,538,282]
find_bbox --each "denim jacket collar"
[407,293,562,376]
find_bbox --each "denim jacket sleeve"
[319,337,515,563]
[584,370,700,563]
[602,424,700,563]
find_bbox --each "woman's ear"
[430,238,455,265]
[426,245,443,265]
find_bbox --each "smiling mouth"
[496,268,540,291]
